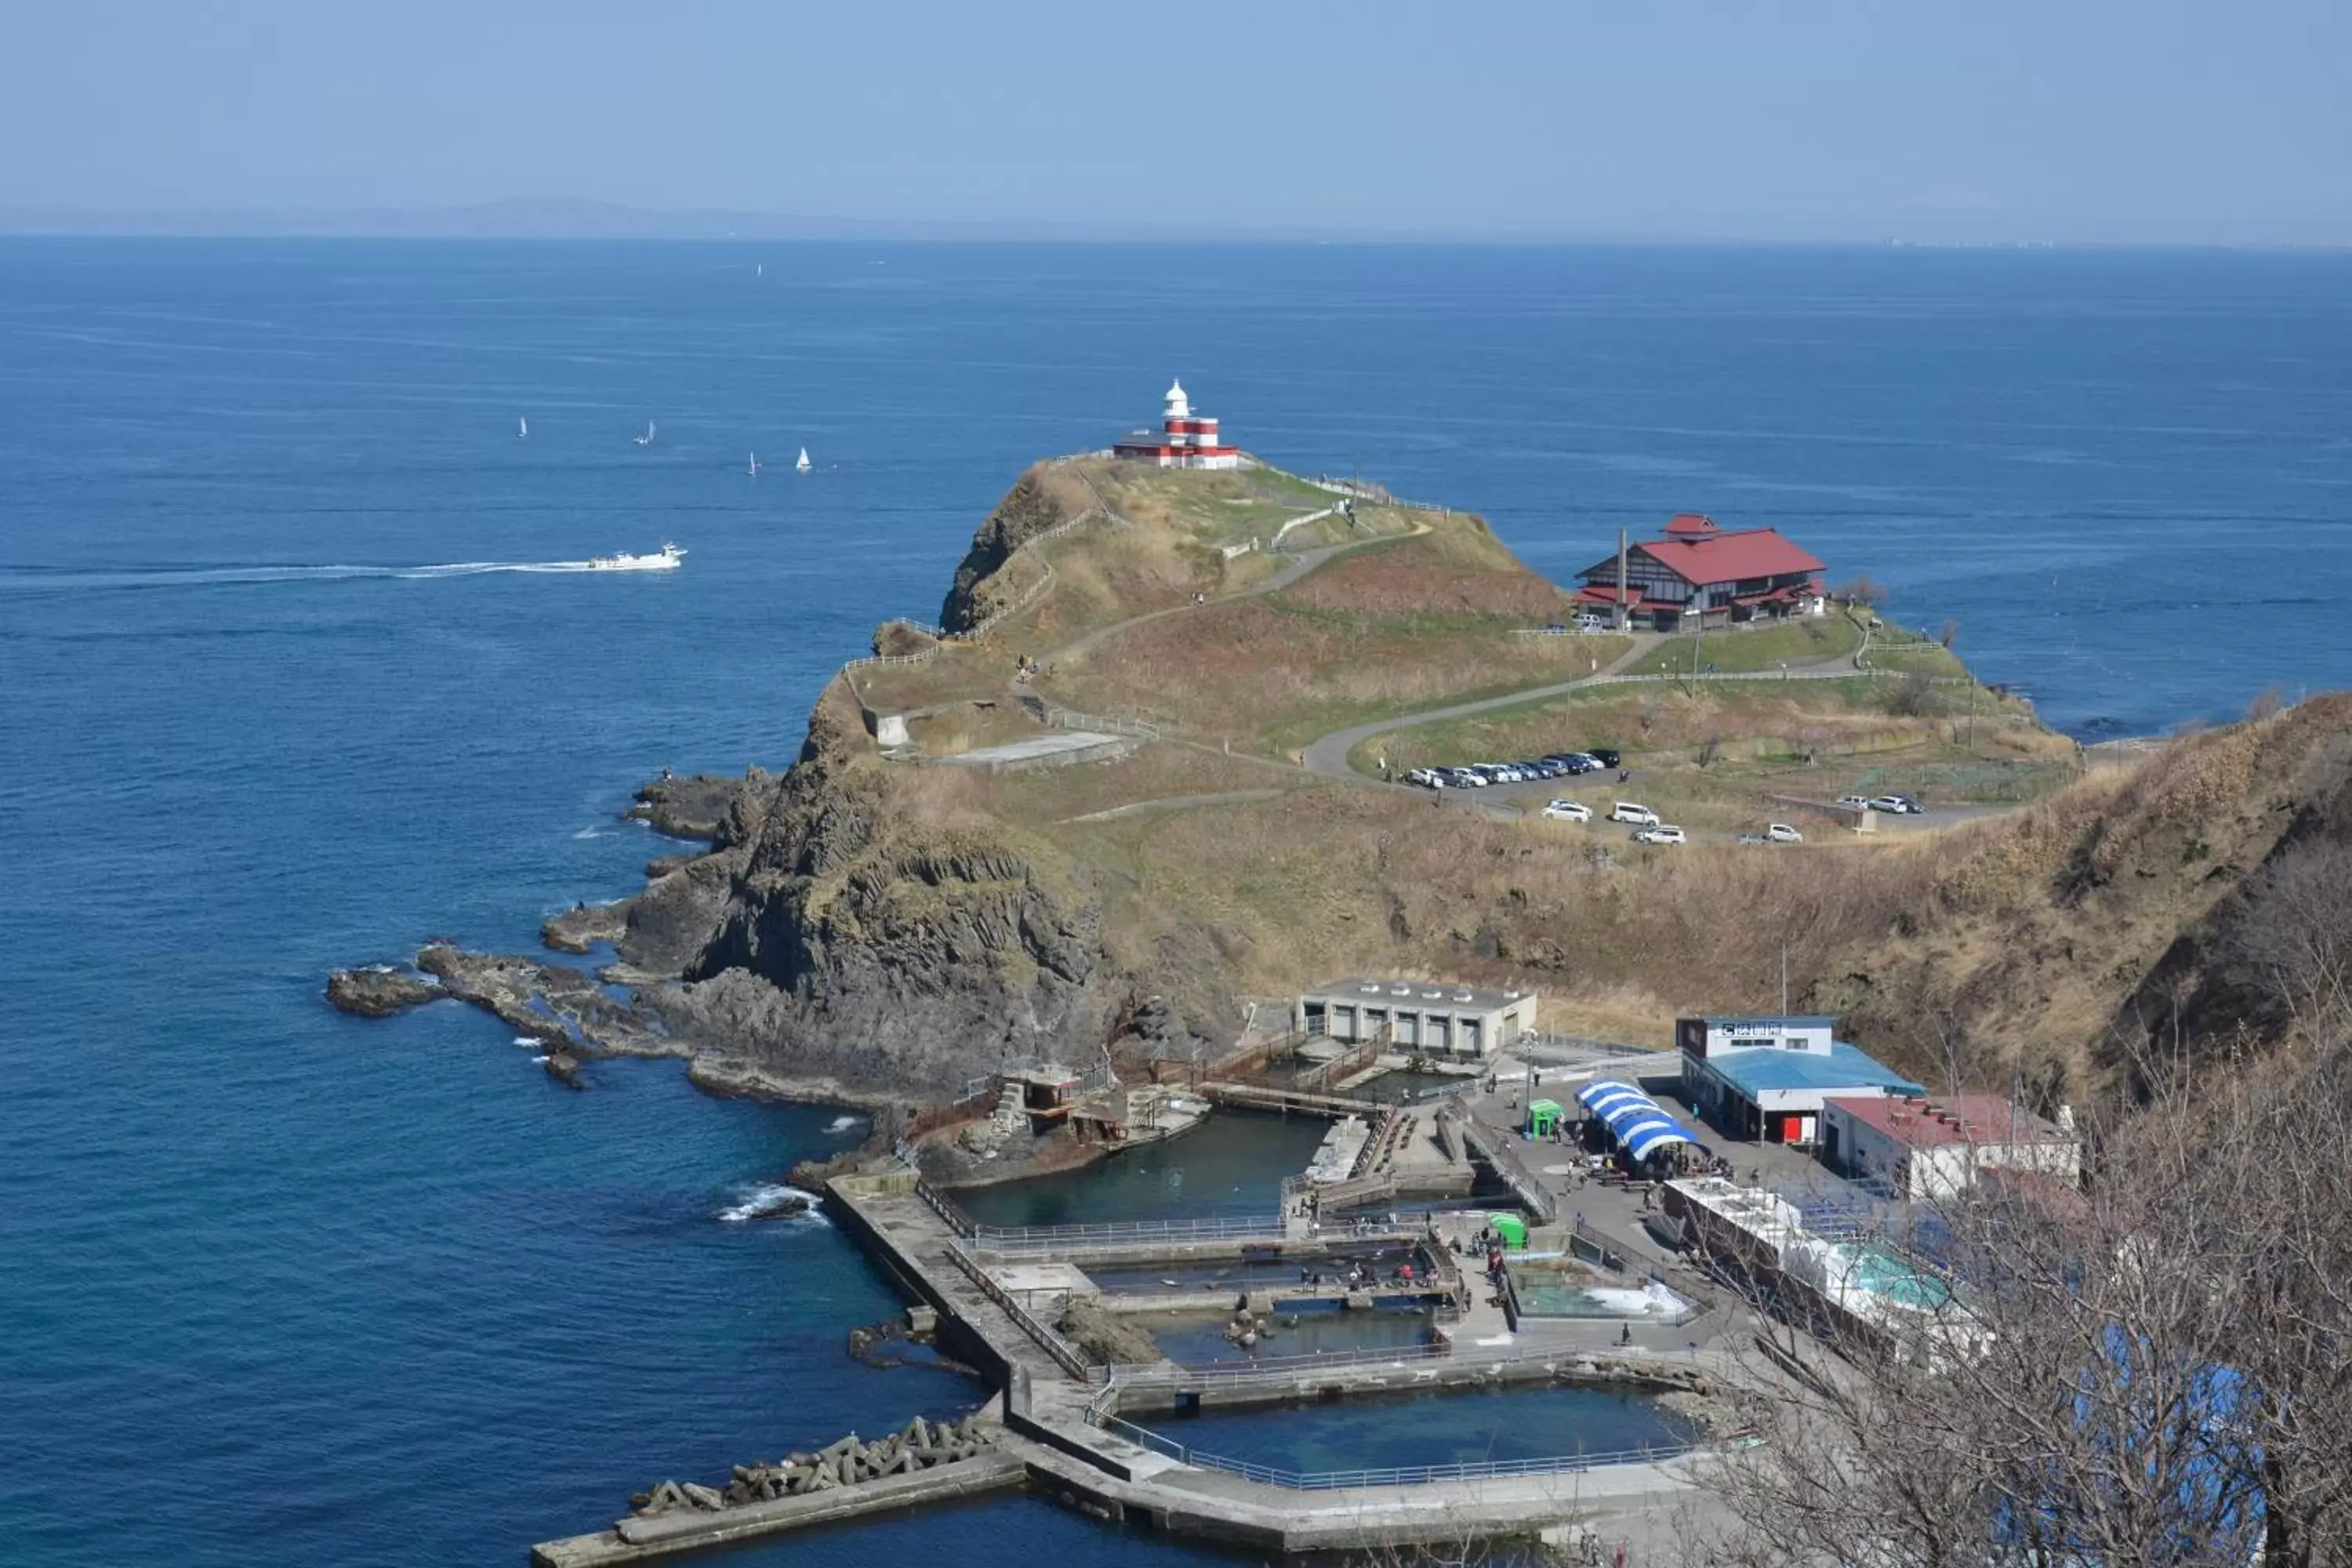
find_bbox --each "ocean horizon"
[5,238,2349,1566]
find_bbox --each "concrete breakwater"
[532,1163,1726,1561]
[532,1414,1017,1567]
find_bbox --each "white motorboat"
[633,420,657,447]
[795,446,811,473]
[518,416,528,439]
[587,543,685,572]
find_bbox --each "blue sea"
[4,241,2349,1568]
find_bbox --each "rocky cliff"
[642,682,1116,1091]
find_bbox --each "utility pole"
[1780,943,1789,1018]
[1614,528,1630,633]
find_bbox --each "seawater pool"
[1147,1304,1439,1367]
[1080,1240,1431,1296]
[953,1112,1331,1228]
[1146,1384,1693,1475]
[1849,1246,1954,1310]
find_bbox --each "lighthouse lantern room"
[1112,379,1241,470]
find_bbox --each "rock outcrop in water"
[325,966,440,1017]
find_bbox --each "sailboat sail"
[795,447,811,473]
[518,416,528,439]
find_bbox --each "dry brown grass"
[1031,521,1623,753]
[811,463,2352,1105]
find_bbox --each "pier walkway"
[535,1156,1745,1563]
[828,1168,1717,1553]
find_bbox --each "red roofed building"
[1112,380,1241,471]
[1820,1092,2081,1200]
[1573,514,1828,632]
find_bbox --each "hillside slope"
[346,456,2347,1109]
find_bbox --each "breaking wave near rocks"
[717,1183,826,1225]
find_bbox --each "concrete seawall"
[530,1454,1026,1567]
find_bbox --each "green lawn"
[1622,615,1862,677]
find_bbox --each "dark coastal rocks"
[415,945,657,1067]
[1057,1297,1161,1367]
[542,901,628,955]
[617,851,741,975]
[735,1189,810,1221]
[938,466,1087,633]
[325,966,441,1018]
[626,771,755,844]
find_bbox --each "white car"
[1766,822,1804,844]
[1610,802,1660,826]
[1836,795,1871,811]
[1543,800,1592,822]
[1867,795,1919,815]
[1632,825,1687,845]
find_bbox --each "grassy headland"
[639,453,2337,1109]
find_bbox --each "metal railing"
[938,1235,1091,1379]
[1094,1334,1574,1390]
[1512,1032,1659,1062]
[1093,1414,1692,1490]
[965,1212,1287,1253]
[1044,706,1162,741]
[913,1176,978,1239]
[1461,1120,1559,1225]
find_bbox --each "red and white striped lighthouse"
[1112,379,1242,470]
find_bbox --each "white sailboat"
[795,447,811,474]
[633,421,657,447]
[588,543,686,572]
[748,452,761,476]
[517,416,528,440]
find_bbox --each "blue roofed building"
[1676,1013,1925,1145]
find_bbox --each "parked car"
[1610,802,1660,826]
[1451,768,1490,787]
[1836,794,1871,811]
[1543,800,1592,822]
[1888,793,1924,814]
[1406,768,1439,788]
[1735,832,1769,845]
[1867,795,1920,815]
[1574,614,1610,633]
[1543,622,1569,635]
[1766,822,1804,844]
[1633,825,1687,845]
[1588,748,1623,769]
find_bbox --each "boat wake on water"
[2,550,684,591]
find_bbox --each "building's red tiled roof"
[1662,512,1721,538]
[1634,528,1825,590]
[1573,583,1650,608]
[1826,1093,2069,1150]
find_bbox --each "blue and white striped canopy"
[1576,1080,1695,1160]
[1577,1081,1648,1115]
[1618,1117,1694,1160]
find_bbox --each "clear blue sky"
[5,0,2348,242]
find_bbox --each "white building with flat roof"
[1295,978,1535,1061]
